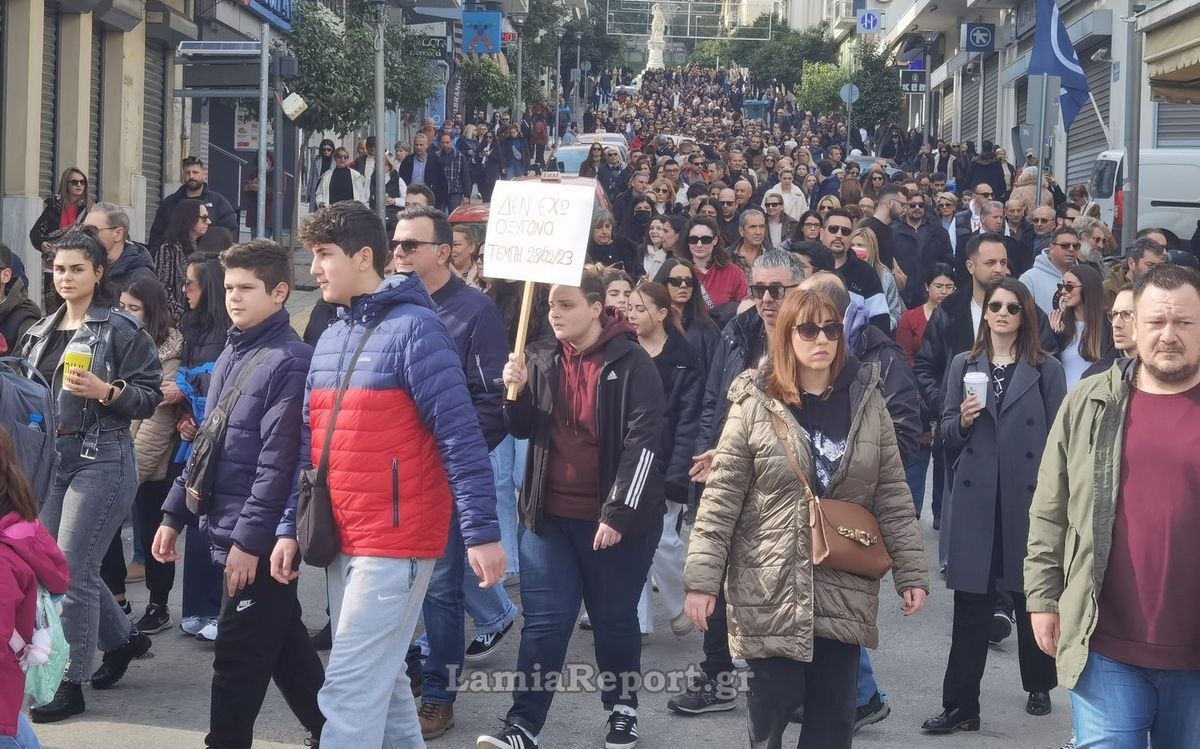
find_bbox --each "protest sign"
[484,178,593,287]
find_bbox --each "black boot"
[310,621,332,652]
[91,631,152,689]
[922,707,981,733]
[29,680,85,723]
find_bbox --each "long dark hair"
[0,426,38,521]
[653,257,718,334]
[633,281,684,335]
[185,252,231,338]
[52,227,110,306]
[662,214,688,255]
[122,276,173,346]
[55,166,92,209]
[164,198,206,254]
[683,215,731,268]
[1058,263,1108,362]
[969,278,1046,367]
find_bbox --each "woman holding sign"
[479,266,666,749]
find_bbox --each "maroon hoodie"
[545,315,636,521]
[0,511,68,735]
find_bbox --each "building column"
[1,0,48,296]
[100,24,146,209]
[57,12,93,174]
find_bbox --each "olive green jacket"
[1025,359,1133,689]
[684,365,928,662]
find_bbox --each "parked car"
[1090,148,1200,250]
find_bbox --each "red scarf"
[60,203,79,229]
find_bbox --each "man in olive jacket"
[1025,265,1200,748]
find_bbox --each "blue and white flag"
[1028,0,1091,130]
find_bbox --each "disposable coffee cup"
[963,372,988,405]
[62,341,93,378]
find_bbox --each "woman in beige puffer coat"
[1009,166,1053,214]
[684,288,929,749]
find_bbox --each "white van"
[1089,148,1200,247]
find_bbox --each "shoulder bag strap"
[315,325,377,483]
[769,412,820,513]
[209,348,271,421]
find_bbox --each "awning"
[1140,0,1200,103]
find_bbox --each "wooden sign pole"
[505,280,536,402]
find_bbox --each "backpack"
[183,348,270,515]
[8,586,69,706]
[0,356,58,502]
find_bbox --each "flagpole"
[1037,73,1050,209]
[1087,91,1111,146]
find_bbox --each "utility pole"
[1121,1,1145,250]
[373,0,386,220]
[920,30,940,147]
[256,23,269,238]
[574,32,582,125]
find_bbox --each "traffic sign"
[900,70,928,95]
[856,9,885,35]
[839,83,861,105]
[580,60,592,72]
[964,23,995,53]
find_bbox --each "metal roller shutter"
[981,53,999,144]
[143,45,167,240]
[942,84,955,142]
[1155,102,1200,147]
[961,67,980,146]
[1016,79,1028,127]
[40,7,59,197]
[1066,46,1111,187]
[89,28,103,200]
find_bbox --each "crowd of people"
[2,61,1199,749]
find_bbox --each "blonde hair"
[848,227,881,268]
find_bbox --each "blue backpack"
[0,357,57,502]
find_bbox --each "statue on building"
[645,3,667,71]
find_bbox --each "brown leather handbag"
[770,413,892,580]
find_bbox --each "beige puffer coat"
[131,328,183,484]
[684,364,929,662]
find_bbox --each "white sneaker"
[195,617,219,642]
[180,616,205,636]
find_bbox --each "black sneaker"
[854,691,891,731]
[605,710,639,749]
[310,621,332,651]
[989,609,1015,644]
[666,674,737,715]
[477,720,538,748]
[466,620,514,661]
[90,631,152,689]
[118,599,132,616]
[135,603,172,635]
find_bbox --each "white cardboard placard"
[483,179,593,286]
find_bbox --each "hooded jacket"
[684,363,928,660]
[965,155,1006,200]
[891,218,954,309]
[277,274,498,558]
[0,279,42,355]
[149,184,238,250]
[104,241,158,300]
[853,323,922,466]
[162,310,312,564]
[504,315,667,537]
[1018,250,1066,313]
[1009,167,1053,213]
[0,512,69,736]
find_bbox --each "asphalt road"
[31,277,1073,749]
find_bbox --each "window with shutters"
[89,28,103,201]
[981,53,999,145]
[40,7,59,197]
[1155,103,1200,148]
[143,46,168,241]
[1065,44,1112,187]
[1016,79,1028,128]
[961,69,980,146]
[942,84,955,142]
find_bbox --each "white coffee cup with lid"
[963,372,988,405]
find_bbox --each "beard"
[1142,351,1200,385]
[185,178,203,191]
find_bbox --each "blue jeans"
[489,436,528,576]
[321,554,435,748]
[905,444,932,518]
[42,433,138,682]
[0,714,41,749]
[507,515,660,736]
[420,508,517,703]
[857,648,887,708]
[1071,651,1200,748]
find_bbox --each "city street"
[32,511,1073,749]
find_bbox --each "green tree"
[746,21,839,88]
[726,13,777,67]
[287,1,436,134]
[850,37,903,133]
[690,39,728,68]
[459,56,516,109]
[792,62,848,115]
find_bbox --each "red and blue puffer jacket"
[280,273,498,558]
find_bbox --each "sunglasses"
[825,225,853,236]
[987,301,1022,315]
[1032,217,1054,224]
[765,202,783,208]
[68,178,87,187]
[687,234,716,245]
[1054,242,1082,250]
[907,202,925,209]
[749,283,799,301]
[720,200,736,206]
[198,215,212,223]
[977,191,994,198]
[794,321,843,341]
[391,239,440,254]
[1056,282,1081,292]
[667,276,695,288]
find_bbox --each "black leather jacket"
[22,305,163,440]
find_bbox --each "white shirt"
[643,245,667,281]
[971,297,983,339]
[763,184,808,222]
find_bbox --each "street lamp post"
[574,31,582,125]
[555,25,564,146]
[919,30,940,148]
[513,11,527,118]
[372,0,386,220]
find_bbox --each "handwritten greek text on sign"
[484,180,593,286]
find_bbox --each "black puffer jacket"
[697,306,766,455]
[855,325,921,466]
[504,320,666,537]
[653,329,704,503]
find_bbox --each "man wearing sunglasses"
[1020,227,1082,313]
[893,192,954,309]
[84,202,158,298]
[1029,206,1058,255]
[821,209,890,332]
[671,250,805,718]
